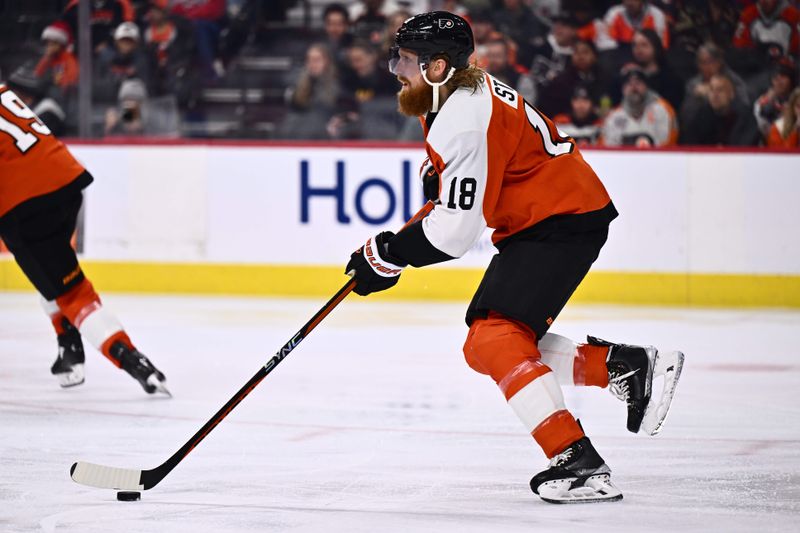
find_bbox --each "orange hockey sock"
[574,342,610,387]
[532,410,585,458]
[50,312,68,335]
[100,331,134,367]
[55,278,129,367]
[55,278,101,328]
[464,312,584,458]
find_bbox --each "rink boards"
[1,142,798,307]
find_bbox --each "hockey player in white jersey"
[344,11,684,504]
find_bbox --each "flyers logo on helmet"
[438,19,454,29]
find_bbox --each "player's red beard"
[397,77,434,117]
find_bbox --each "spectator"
[552,84,603,146]
[565,0,606,25]
[682,42,751,118]
[322,3,355,70]
[491,0,550,67]
[104,78,179,137]
[573,0,620,52]
[630,29,684,110]
[667,0,741,81]
[671,0,740,51]
[529,0,562,24]
[104,78,148,136]
[278,43,341,140]
[733,0,800,57]
[754,57,798,137]
[351,0,388,46]
[348,0,423,23]
[537,39,611,118]
[601,64,678,147]
[339,41,398,108]
[328,41,398,139]
[143,0,196,104]
[529,13,580,91]
[600,0,671,49]
[430,0,469,18]
[62,0,134,60]
[379,9,413,63]
[94,22,153,104]
[480,39,536,103]
[766,86,800,147]
[170,0,227,80]
[6,67,67,136]
[470,9,519,68]
[680,73,761,146]
[34,22,80,100]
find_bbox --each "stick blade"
[70,461,144,490]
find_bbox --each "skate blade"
[147,375,172,397]
[641,350,684,436]
[538,475,623,504]
[55,364,85,388]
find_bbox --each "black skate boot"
[530,436,622,504]
[110,341,171,396]
[588,336,655,434]
[51,318,86,388]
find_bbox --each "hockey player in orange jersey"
[0,83,169,395]
[344,12,684,504]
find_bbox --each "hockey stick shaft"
[71,280,354,491]
[71,201,434,491]
[146,277,356,488]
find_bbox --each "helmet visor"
[388,46,424,76]
[388,46,400,74]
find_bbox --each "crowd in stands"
[2,0,799,147]
[5,0,228,137]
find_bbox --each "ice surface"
[1,291,799,532]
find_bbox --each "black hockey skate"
[51,318,86,388]
[110,341,171,396]
[588,336,655,434]
[530,436,622,504]
[589,336,684,436]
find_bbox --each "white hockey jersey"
[394,74,614,264]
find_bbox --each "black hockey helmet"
[392,11,474,70]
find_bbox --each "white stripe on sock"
[40,297,60,317]
[539,333,578,385]
[507,371,566,433]
[78,306,123,351]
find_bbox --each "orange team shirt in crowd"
[767,118,800,147]
[63,0,134,22]
[0,84,85,218]
[34,50,80,90]
[602,4,671,48]
[416,74,613,259]
[733,3,800,55]
[145,22,177,66]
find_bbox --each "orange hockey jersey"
[733,2,800,55]
[416,73,615,257]
[602,4,670,48]
[0,84,86,217]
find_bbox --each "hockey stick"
[70,201,434,492]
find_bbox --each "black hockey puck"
[117,491,141,502]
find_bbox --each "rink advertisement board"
[68,143,498,267]
[1,142,798,306]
